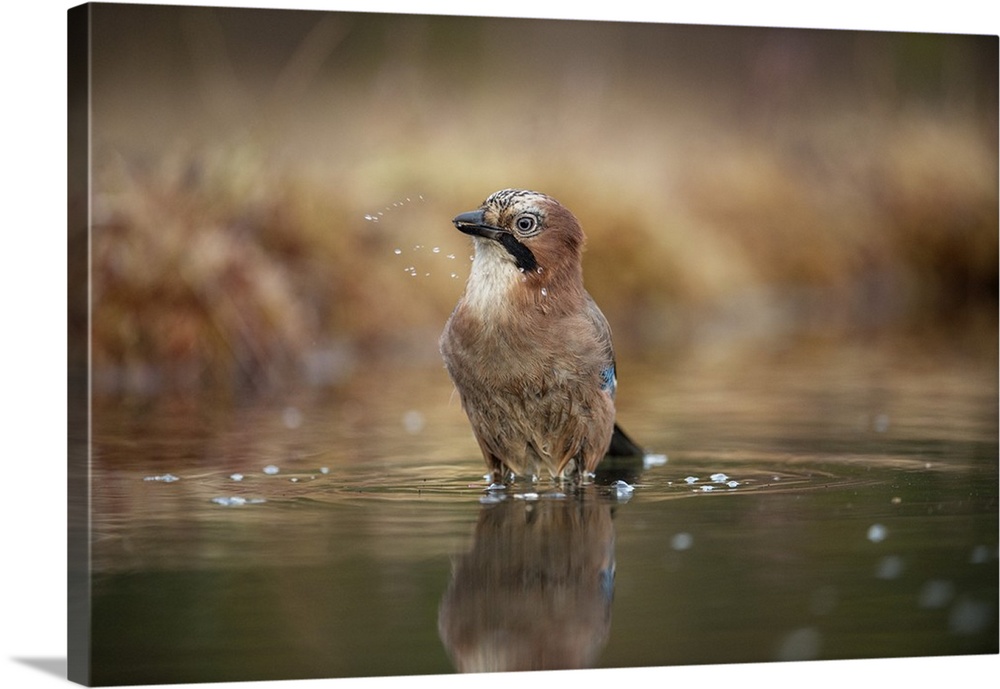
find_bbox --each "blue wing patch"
[601,363,617,396]
[599,562,616,601]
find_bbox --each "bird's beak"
[453,210,507,241]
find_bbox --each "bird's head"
[453,189,585,301]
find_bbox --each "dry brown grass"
[82,9,998,394]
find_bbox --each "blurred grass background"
[74,4,998,396]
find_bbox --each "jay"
[440,189,641,484]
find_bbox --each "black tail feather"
[606,422,644,457]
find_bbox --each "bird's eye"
[514,214,538,235]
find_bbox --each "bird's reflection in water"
[438,486,620,672]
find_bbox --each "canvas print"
[68,2,998,686]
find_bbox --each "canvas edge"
[68,3,92,686]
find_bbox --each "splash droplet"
[144,474,179,483]
[671,532,693,550]
[867,524,888,543]
[611,480,634,500]
[643,453,668,468]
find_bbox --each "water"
[87,339,998,685]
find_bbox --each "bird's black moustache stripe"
[453,210,538,273]
[497,232,538,273]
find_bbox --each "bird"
[440,188,642,484]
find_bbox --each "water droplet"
[671,532,693,550]
[320,467,330,475]
[875,554,904,579]
[450,273,458,279]
[867,524,888,543]
[230,473,244,482]
[446,254,456,259]
[213,496,267,506]
[282,406,302,429]
[403,410,425,434]
[710,472,728,483]
[540,287,548,297]
[432,247,441,253]
[393,248,402,255]
[143,474,179,483]
[919,579,955,608]
[611,480,634,500]
[969,545,993,564]
[212,496,247,506]
[643,453,668,468]
[948,596,993,635]
[775,627,822,661]
[263,465,280,475]
[684,476,699,484]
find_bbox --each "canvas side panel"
[67,3,92,686]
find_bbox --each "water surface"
[89,339,998,685]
